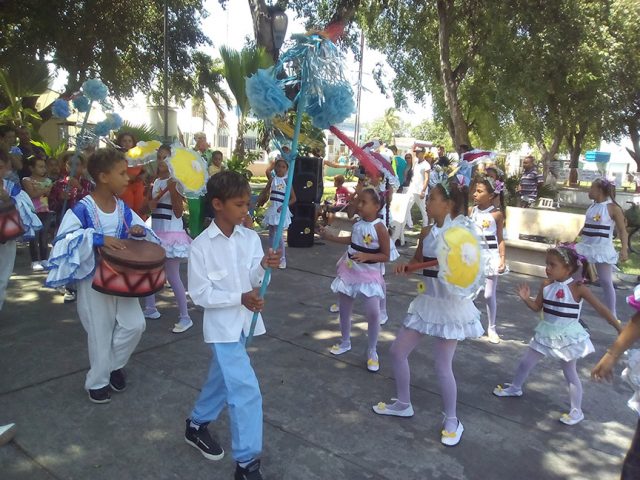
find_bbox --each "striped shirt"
[519,168,543,199]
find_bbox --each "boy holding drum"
[185,171,280,480]
[46,149,158,404]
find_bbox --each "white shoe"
[278,260,286,269]
[372,400,414,417]
[379,313,388,325]
[329,303,340,313]
[487,331,501,344]
[492,384,523,397]
[367,351,380,372]
[0,423,16,446]
[31,261,44,272]
[441,419,464,446]
[559,408,584,426]
[143,308,161,319]
[172,318,193,333]
[330,341,351,355]
[63,290,77,303]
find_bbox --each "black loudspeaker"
[293,156,323,203]
[288,202,316,248]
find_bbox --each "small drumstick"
[402,259,439,273]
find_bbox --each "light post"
[269,6,288,61]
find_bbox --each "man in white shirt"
[405,146,431,227]
[185,171,280,480]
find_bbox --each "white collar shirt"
[188,220,267,343]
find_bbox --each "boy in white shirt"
[185,171,280,480]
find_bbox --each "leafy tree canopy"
[0,0,210,101]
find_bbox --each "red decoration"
[555,289,565,300]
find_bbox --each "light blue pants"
[191,336,262,463]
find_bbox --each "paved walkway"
[0,234,637,480]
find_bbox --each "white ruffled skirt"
[263,204,292,229]
[575,240,618,265]
[403,278,483,340]
[484,249,501,276]
[156,231,191,259]
[529,320,594,361]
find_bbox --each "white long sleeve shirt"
[188,221,267,343]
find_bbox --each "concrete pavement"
[0,233,637,480]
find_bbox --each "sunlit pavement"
[0,235,636,480]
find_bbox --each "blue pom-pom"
[82,79,109,101]
[306,83,355,129]
[106,113,123,130]
[94,121,111,137]
[52,99,71,118]
[246,68,292,119]
[72,96,90,113]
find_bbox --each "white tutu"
[263,204,292,228]
[575,241,618,265]
[156,231,191,259]
[484,249,501,276]
[403,280,483,340]
[528,320,594,361]
[330,277,385,298]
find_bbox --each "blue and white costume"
[46,196,159,391]
[0,179,42,311]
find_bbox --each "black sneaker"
[88,385,111,404]
[184,419,224,461]
[109,369,126,392]
[235,459,263,480]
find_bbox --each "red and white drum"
[92,239,166,297]
[0,200,25,243]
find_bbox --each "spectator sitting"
[322,175,351,225]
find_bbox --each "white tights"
[390,327,459,430]
[484,276,498,333]
[595,263,617,319]
[338,293,380,353]
[510,347,583,411]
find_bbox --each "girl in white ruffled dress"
[321,188,391,372]
[471,176,506,343]
[257,158,296,269]
[373,178,483,447]
[575,178,628,319]
[494,246,622,425]
[143,145,193,333]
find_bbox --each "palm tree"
[0,58,51,129]
[219,45,272,159]
[191,52,232,131]
[382,107,401,141]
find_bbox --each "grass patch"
[615,237,640,275]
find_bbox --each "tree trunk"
[627,116,640,173]
[437,0,471,153]
[234,117,246,160]
[248,0,278,61]
[566,124,587,187]
[536,125,563,182]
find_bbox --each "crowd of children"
[2,127,639,479]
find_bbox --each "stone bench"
[505,206,584,277]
